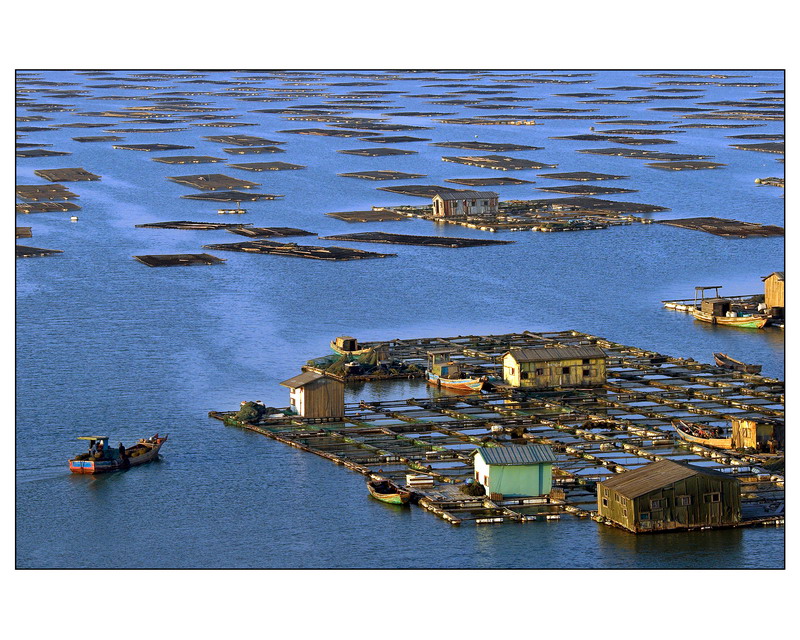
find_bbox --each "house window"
[521,371,529,380]
[623,509,628,518]
[583,369,590,377]
[640,512,651,520]
[475,471,479,480]
[602,498,608,507]
[650,498,664,510]
[562,366,570,374]
[704,493,721,503]
[603,488,609,497]
[678,495,692,506]
[620,497,628,506]
[614,494,620,503]
[535,368,544,375]
[509,367,515,376]
[582,359,590,365]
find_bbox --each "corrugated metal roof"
[279,371,326,388]
[474,444,557,466]
[505,345,606,363]
[761,271,784,281]
[599,460,735,498]
[433,190,499,200]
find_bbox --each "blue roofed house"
[472,444,558,500]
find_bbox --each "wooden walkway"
[210,330,784,529]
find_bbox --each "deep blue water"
[16,70,783,568]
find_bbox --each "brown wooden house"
[502,345,607,389]
[731,417,784,453]
[431,190,498,218]
[761,271,784,313]
[597,460,741,533]
[280,371,344,418]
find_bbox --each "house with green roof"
[472,444,557,499]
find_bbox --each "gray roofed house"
[280,371,326,389]
[431,189,499,218]
[472,444,558,466]
[503,345,607,363]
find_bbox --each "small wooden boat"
[69,434,167,474]
[693,309,768,329]
[330,335,373,358]
[713,352,762,374]
[426,371,485,391]
[673,420,731,449]
[367,479,412,505]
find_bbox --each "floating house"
[761,271,784,315]
[502,345,607,389]
[280,371,344,418]
[731,417,784,453]
[431,190,498,218]
[472,444,557,499]
[596,459,741,533]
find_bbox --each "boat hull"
[426,372,484,391]
[329,340,372,358]
[69,436,167,474]
[673,422,731,449]
[693,310,768,329]
[367,481,411,505]
[713,352,762,374]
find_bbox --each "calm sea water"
[16,70,784,568]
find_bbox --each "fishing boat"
[367,479,412,505]
[673,420,731,449]
[692,309,768,329]
[330,335,374,358]
[426,349,485,391]
[713,352,762,374]
[426,371,485,391]
[69,434,167,474]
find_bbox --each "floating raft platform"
[646,161,727,170]
[167,174,260,191]
[72,135,124,142]
[338,170,425,180]
[445,177,534,186]
[113,143,194,151]
[16,201,81,213]
[442,155,556,170]
[210,329,783,528]
[577,148,713,161]
[17,244,63,258]
[133,253,225,267]
[536,185,637,195]
[227,162,306,171]
[180,190,283,201]
[227,227,317,238]
[16,149,71,158]
[202,239,396,261]
[756,177,784,188]
[280,128,370,138]
[16,227,32,239]
[338,147,417,157]
[729,142,785,154]
[658,217,784,238]
[432,141,542,152]
[152,156,226,164]
[222,146,285,155]
[359,135,430,144]
[378,184,476,198]
[135,221,251,230]
[537,171,629,181]
[33,167,101,182]
[203,134,285,146]
[16,184,79,201]
[320,232,515,248]
[324,210,409,223]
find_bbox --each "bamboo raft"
[210,330,784,528]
